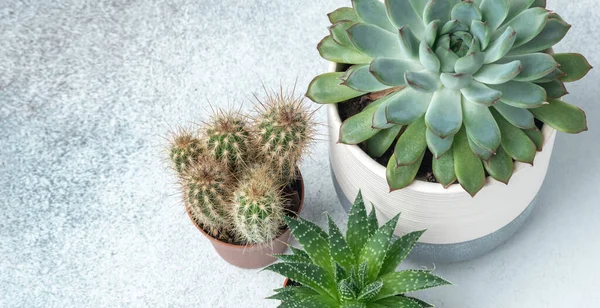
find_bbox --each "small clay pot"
[283,278,290,287]
[187,171,304,269]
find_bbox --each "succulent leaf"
[386,1,425,38]
[419,41,442,72]
[432,148,457,187]
[339,99,384,144]
[493,101,536,129]
[352,0,397,32]
[285,216,334,275]
[405,70,442,92]
[424,0,458,25]
[394,116,428,166]
[264,262,336,298]
[440,73,473,89]
[385,88,432,125]
[473,61,522,85]
[523,127,544,151]
[504,0,536,23]
[453,127,485,196]
[493,8,548,48]
[509,17,571,55]
[451,1,482,25]
[318,36,373,64]
[370,58,421,86]
[470,20,491,49]
[425,87,463,138]
[398,26,422,59]
[367,125,403,158]
[268,286,319,301]
[348,23,403,58]
[530,99,588,133]
[426,127,454,158]
[306,72,366,104]
[344,64,392,92]
[553,53,593,82]
[386,152,424,191]
[537,80,568,99]
[479,0,509,31]
[330,21,358,47]
[329,7,360,24]
[492,109,537,164]
[459,81,501,106]
[462,100,501,153]
[499,53,558,82]
[484,146,514,184]
[373,296,428,308]
[489,81,546,109]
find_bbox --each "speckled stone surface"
[1,1,599,307]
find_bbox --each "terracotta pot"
[187,171,304,269]
[283,278,290,287]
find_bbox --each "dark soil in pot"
[337,94,544,184]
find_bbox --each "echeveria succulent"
[306,0,591,196]
[265,191,450,307]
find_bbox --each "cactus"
[169,129,204,174]
[266,191,450,307]
[252,88,316,182]
[306,0,591,196]
[231,165,286,244]
[184,156,234,234]
[203,109,250,172]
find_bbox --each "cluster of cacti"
[252,88,316,181]
[168,91,314,245]
[266,191,450,307]
[306,0,591,196]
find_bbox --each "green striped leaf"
[285,216,334,275]
[267,286,319,301]
[274,254,313,263]
[357,280,383,301]
[327,215,356,270]
[264,262,336,298]
[376,270,451,300]
[359,214,400,283]
[367,204,379,238]
[380,230,426,275]
[347,191,370,258]
[289,246,312,262]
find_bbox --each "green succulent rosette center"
[306,0,590,196]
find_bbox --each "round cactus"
[203,109,250,172]
[231,165,286,244]
[306,0,591,196]
[252,88,315,182]
[184,156,234,233]
[169,130,204,174]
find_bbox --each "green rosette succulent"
[306,0,591,196]
[265,191,450,307]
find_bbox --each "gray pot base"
[330,165,537,264]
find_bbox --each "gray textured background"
[1,1,598,307]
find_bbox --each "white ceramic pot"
[327,63,557,263]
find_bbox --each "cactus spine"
[184,156,233,234]
[252,89,315,182]
[204,109,250,172]
[231,165,286,244]
[169,130,204,174]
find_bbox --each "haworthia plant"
[265,191,450,307]
[306,0,591,196]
